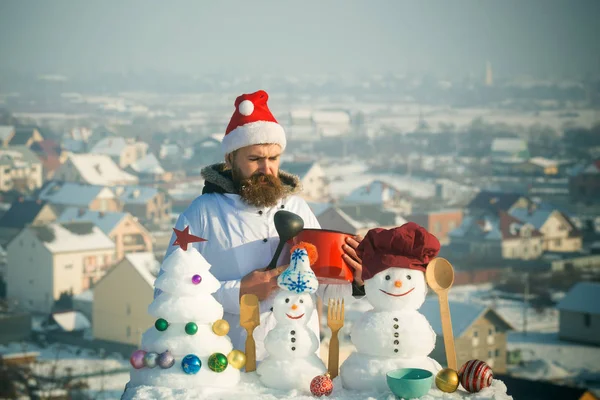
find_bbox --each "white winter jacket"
[155,164,343,361]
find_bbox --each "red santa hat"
[222,90,286,154]
[357,222,441,282]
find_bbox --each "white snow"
[51,310,91,331]
[35,222,115,254]
[66,153,139,186]
[123,372,513,399]
[130,153,165,174]
[126,252,160,287]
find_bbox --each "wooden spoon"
[426,257,457,371]
[240,294,260,372]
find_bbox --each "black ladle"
[265,210,305,270]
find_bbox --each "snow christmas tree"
[128,226,244,389]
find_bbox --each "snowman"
[340,223,442,392]
[257,242,327,391]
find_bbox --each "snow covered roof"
[281,161,316,179]
[114,185,159,204]
[342,180,404,205]
[557,282,600,315]
[51,310,91,331]
[490,138,528,153]
[90,136,128,156]
[129,153,165,174]
[58,207,127,235]
[421,298,513,337]
[0,146,41,165]
[0,125,15,141]
[126,252,159,287]
[528,157,560,168]
[66,153,138,186]
[582,161,600,174]
[38,181,114,207]
[29,222,115,253]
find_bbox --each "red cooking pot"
[291,228,355,284]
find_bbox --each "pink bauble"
[458,359,493,393]
[130,350,146,369]
[310,374,333,397]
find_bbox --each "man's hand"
[343,234,364,286]
[240,265,288,301]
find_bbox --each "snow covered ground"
[123,372,512,400]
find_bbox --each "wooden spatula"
[240,294,260,372]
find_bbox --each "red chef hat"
[357,222,440,282]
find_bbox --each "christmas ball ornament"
[212,319,230,336]
[458,359,493,393]
[143,351,159,368]
[227,350,246,370]
[310,373,334,397]
[155,318,169,331]
[435,368,459,393]
[181,354,201,375]
[208,352,228,372]
[191,274,202,285]
[129,350,146,369]
[185,322,198,335]
[157,351,175,369]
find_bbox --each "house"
[186,137,223,171]
[29,139,67,180]
[62,127,92,153]
[0,198,59,247]
[448,211,544,260]
[0,146,44,192]
[466,190,529,216]
[113,185,172,226]
[407,209,463,245]
[72,289,93,323]
[6,221,115,313]
[93,252,158,346]
[90,136,149,168]
[557,282,600,346]
[434,179,480,207]
[127,152,169,183]
[38,181,121,212]
[337,203,404,227]
[317,206,378,235]
[0,311,32,344]
[281,161,329,202]
[520,157,562,176]
[509,202,582,253]
[53,153,138,186]
[420,298,514,373]
[0,126,15,146]
[569,160,600,203]
[6,126,44,148]
[340,180,412,216]
[58,207,153,260]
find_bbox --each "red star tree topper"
[172,226,206,250]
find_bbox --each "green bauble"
[155,318,169,332]
[208,352,228,372]
[185,322,198,335]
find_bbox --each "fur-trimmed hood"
[200,163,302,196]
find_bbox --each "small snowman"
[340,223,442,392]
[257,242,327,391]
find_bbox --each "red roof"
[498,211,543,239]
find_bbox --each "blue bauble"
[143,352,159,368]
[181,354,201,375]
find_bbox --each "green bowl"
[386,368,433,399]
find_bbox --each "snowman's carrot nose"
[394,280,403,288]
[291,304,298,310]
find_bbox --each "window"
[126,304,131,316]
[473,331,479,338]
[20,239,23,247]
[29,279,34,285]
[584,313,591,328]
[488,350,493,358]
[64,264,73,270]
[126,326,131,338]
[495,349,500,357]
[32,242,36,248]
[489,327,494,336]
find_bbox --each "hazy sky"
[0,0,598,78]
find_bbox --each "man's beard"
[233,169,286,208]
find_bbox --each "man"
[158,89,363,361]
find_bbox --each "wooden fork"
[327,298,345,379]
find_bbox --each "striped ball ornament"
[458,359,493,393]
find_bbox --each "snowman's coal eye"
[285,298,290,303]
[385,275,391,280]
[299,299,304,303]
[407,275,412,280]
